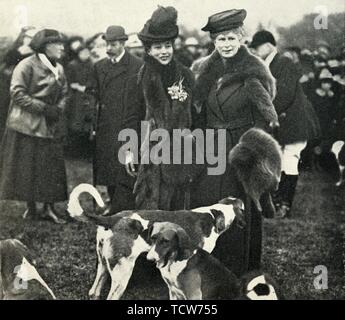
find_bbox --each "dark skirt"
[0,129,67,202]
[190,124,263,277]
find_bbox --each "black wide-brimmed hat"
[30,29,64,51]
[102,25,128,41]
[138,5,179,43]
[249,30,276,49]
[201,9,247,34]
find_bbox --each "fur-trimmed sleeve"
[245,78,278,124]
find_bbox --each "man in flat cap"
[250,30,319,218]
[86,25,143,214]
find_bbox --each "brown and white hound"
[146,221,240,300]
[67,128,282,300]
[67,184,244,300]
[146,223,282,300]
[0,239,55,300]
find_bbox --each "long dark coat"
[132,56,198,211]
[269,54,320,145]
[87,51,142,186]
[191,46,278,207]
[65,59,94,135]
[190,46,278,276]
[0,66,12,141]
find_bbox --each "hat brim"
[102,35,128,41]
[138,32,178,44]
[202,23,244,33]
[30,35,64,51]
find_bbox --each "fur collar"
[194,46,276,107]
[138,56,193,131]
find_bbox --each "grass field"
[0,157,344,300]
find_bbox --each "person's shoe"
[43,205,67,224]
[23,208,36,220]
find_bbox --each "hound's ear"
[234,198,245,211]
[128,219,144,235]
[232,201,246,229]
[175,228,192,261]
[12,239,36,265]
[140,222,154,243]
[210,209,225,233]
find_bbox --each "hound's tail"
[67,183,119,228]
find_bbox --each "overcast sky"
[0,0,344,38]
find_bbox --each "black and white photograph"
[0,0,344,304]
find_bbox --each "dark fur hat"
[30,29,64,52]
[138,6,178,44]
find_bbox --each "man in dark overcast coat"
[86,25,143,213]
[250,30,320,218]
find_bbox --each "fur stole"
[194,46,276,109]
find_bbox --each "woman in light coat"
[0,29,68,224]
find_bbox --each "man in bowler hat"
[86,25,143,214]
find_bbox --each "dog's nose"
[146,247,159,261]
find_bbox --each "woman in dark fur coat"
[190,9,279,276]
[126,6,199,210]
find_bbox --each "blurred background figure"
[306,67,339,171]
[175,36,200,67]
[174,34,184,51]
[61,35,84,66]
[299,49,316,98]
[0,27,37,142]
[126,33,144,60]
[310,68,336,147]
[4,26,37,65]
[86,32,107,64]
[283,46,301,64]
[190,41,214,79]
[174,34,193,67]
[184,36,200,59]
[197,41,214,59]
[313,40,331,70]
[65,44,94,159]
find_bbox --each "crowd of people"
[0,6,344,280]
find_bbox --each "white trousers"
[281,141,307,175]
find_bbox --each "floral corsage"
[168,78,188,102]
